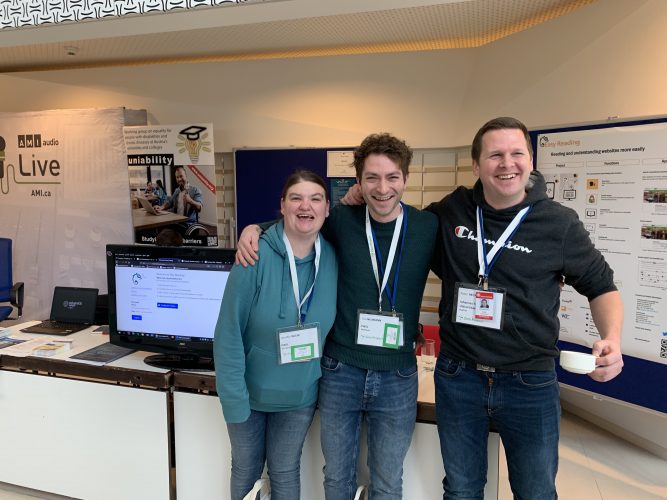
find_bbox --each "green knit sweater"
[321,204,437,370]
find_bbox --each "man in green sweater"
[237,133,437,500]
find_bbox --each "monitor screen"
[106,244,235,370]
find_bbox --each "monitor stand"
[144,354,214,371]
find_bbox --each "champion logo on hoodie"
[454,225,533,254]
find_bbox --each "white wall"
[0,0,664,153]
[0,50,474,150]
[457,0,667,140]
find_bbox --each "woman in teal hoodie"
[214,170,337,500]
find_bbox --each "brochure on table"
[0,322,168,372]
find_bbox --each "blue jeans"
[226,405,316,500]
[434,355,560,500]
[318,355,418,500]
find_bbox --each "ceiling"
[0,0,598,73]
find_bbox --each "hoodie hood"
[261,219,288,257]
[472,169,548,212]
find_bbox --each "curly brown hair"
[353,133,412,180]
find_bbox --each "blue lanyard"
[370,205,408,311]
[300,284,315,325]
[477,205,532,287]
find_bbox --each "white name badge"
[356,310,404,349]
[276,322,321,364]
[452,283,506,331]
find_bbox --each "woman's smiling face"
[281,180,329,239]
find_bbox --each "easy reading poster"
[536,121,667,365]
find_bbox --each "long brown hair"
[280,170,329,201]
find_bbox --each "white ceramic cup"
[559,350,597,374]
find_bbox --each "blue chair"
[0,238,24,321]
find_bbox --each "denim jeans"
[226,405,316,500]
[434,355,560,500]
[318,355,418,500]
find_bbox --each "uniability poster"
[123,124,218,247]
[536,122,667,365]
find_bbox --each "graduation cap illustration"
[179,125,207,141]
[177,125,212,164]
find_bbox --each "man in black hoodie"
[427,117,623,499]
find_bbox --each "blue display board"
[557,340,666,413]
[530,117,667,415]
[234,148,353,236]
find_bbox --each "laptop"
[137,196,170,215]
[21,287,99,335]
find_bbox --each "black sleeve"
[562,215,617,299]
[255,219,280,233]
[430,222,444,279]
[319,206,340,248]
[424,202,444,278]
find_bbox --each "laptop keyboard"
[40,320,85,330]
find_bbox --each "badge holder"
[355,309,404,349]
[276,322,321,364]
[452,282,506,331]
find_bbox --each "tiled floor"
[498,412,667,500]
[0,411,665,499]
[0,485,68,500]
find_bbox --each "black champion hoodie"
[426,171,616,371]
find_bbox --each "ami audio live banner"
[0,107,131,319]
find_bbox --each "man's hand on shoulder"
[236,225,261,267]
[340,183,364,206]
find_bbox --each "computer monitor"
[106,244,235,370]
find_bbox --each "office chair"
[0,238,24,321]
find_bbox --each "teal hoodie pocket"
[245,344,321,407]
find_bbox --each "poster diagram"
[537,122,667,365]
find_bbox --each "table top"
[132,208,189,230]
[1,322,439,420]
[0,321,171,388]
[172,357,439,423]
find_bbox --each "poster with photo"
[123,124,218,247]
[536,122,667,364]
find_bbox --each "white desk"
[172,361,499,500]
[0,322,172,500]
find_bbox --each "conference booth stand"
[0,322,500,500]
